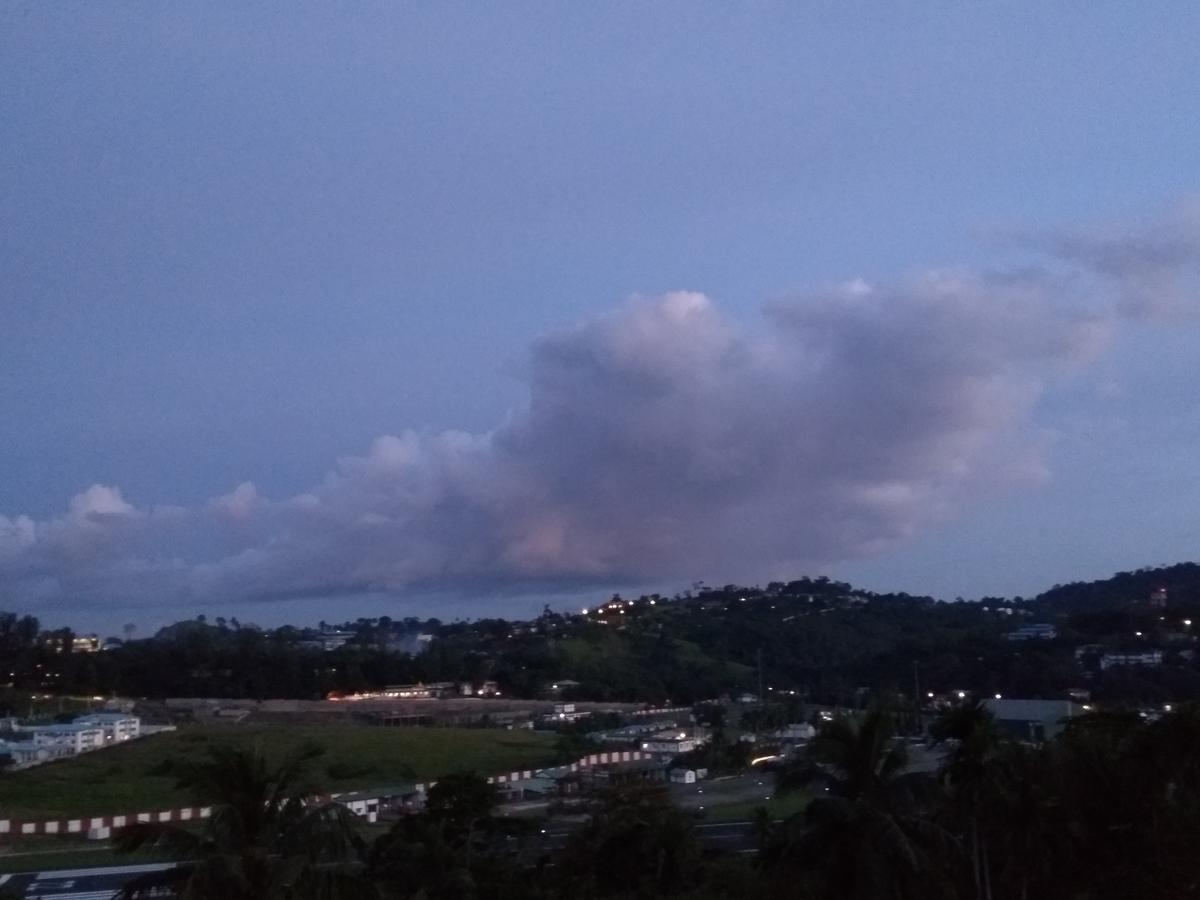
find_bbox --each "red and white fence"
[1,749,654,840]
[0,806,212,839]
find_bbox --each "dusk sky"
[4,5,1200,633]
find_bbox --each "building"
[30,723,107,754]
[374,681,459,700]
[298,630,355,651]
[0,739,74,768]
[545,679,581,696]
[1100,650,1163,670]
[985,698,1084,742]
[774,723,816,742]
[334,784,425,822]
[590,722,673,745]
[641,729,699,756]
[669,768,697,784]
[76,712,141,743]
[1006,623,1058,641]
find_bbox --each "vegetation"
[55,698,1194,898]
[6,563,1200,714]
[0,724,555,820]
[116,743,376,899]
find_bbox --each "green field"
[0,724,557,822]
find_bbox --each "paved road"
[534,819,757,855]
[0,863,174,899]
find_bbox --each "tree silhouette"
[116,742,375,899]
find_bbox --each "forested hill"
[3,564,1200,709]
[1032,562,1200,613]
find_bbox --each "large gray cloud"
[9,206,1196,614]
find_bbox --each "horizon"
[5,6,1200,631]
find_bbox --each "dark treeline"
[112,700,1200,899]
[4,562,1200,707]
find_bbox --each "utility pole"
[913,660,922,737]
[757,647,764,704]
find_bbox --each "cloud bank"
[3,208,1196,615]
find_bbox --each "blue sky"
[3,4,1200,631]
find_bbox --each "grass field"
[0,724,557,821]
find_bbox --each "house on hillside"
[1006,623,1057,641]
[1100,650,1163,670]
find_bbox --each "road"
[0,863,174,899]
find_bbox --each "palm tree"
[556,783,700,898]
[116,742,377,899]
[929,697,1003,900]
[766,706,955,900]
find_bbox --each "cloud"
[1020,198,1200,319]
[0,256,1124,615]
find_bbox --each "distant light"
[649,600,656,605]
[994,693,1002,700]
[1135,631,1143,637]
[1164,704,1173,712]
[956,691,966,699]
[926,692,934,698]
[1185,620,1193,627]
[581,608,589,615]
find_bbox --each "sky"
[3,4,1200,633]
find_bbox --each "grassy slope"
[0,724,556,821]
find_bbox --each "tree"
[929,697,1003,900]
[116,742,376,900]
[370,771,537,900]
[557,783,700,898]
[767,707,955,900]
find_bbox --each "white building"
[76,712,141,743]
[0,739,74,768]
[641,729,698,755]
[1100,650,1164,670]
[31,723,106,754]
